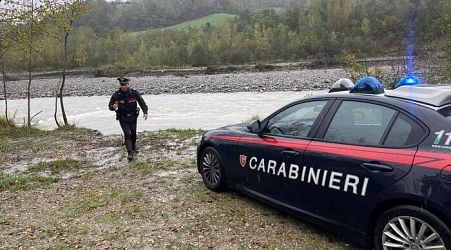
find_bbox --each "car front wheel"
[374,205,451,250]
[200,147,226,192]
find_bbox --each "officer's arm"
[137,91,148,114]
[108,94,117,111]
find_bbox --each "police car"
[197,76,451,249]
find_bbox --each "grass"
[158,128,202,140]
[131,160,177,175]
[0,124,48,138]
[140,128,202,151]
[54,124,77,132]
[0,115,12,127]
[0,116,95,138]
[0,174,57,191]
[61,187,150,224]
[131,155,196,175]
[101,204,150,223]
[109,187,144,205]
[130,13,237,36]
[29,159,86,175]
[165,13,237,30]
[0,119,107,169]
[63,191,109,217]
[0,159,358,249]
[0,115,49,137]
[0,118,359,248]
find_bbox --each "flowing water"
[0,91,325,135]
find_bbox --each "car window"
[265,101,327,138]
[438,106,451,120]
[324,101,396,146]
[384,114,425,147]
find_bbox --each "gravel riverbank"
[1,68,349,99]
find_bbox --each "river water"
[0,91,325,135]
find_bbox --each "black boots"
[132,138,139,154]
[125,140,139,162]
[126,139,133,162]
[127,151,133,161]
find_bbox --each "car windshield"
[438,106,451,119]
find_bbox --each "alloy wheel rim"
[202,151,220,186]
[382,216,446,250]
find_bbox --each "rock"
[3,68,353,99]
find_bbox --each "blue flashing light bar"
[350,76,385,94]
[395,75,422,88]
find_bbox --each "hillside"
[164,13,237,30]
[130,13,237,37]
[75,0,293,35]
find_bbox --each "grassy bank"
[0,122,357,249]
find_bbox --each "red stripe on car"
[306,142,414,165]
[211,135,451,171]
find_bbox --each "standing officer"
[109,77,148,161]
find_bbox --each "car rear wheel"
[374,205,451,250]
[200,147,226,192]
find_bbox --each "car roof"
[317,84,451,109]
[385,84,451,107]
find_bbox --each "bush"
[0,116,14,128]
[0,116,47,137]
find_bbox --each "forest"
[1,0,450,81]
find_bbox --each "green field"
[130,13,237,37]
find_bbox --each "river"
[0,91,325,135]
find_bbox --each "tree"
[285,2,301,31]
[14,0,52,126]
[0,18,16,122]
[51,0,88,126]
[326,0,351,33]
[189,41,209,67]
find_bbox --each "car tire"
[374,205,451,250]
[199,147,226,192]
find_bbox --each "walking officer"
[109,77,148,161]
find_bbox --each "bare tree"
[54,78,61,127]
[11,0,52,126]
[26,0,35,127]
[0,3,20,122]
[1,50,7,121]
[51,0,88,126]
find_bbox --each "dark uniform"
[108,78,148,161]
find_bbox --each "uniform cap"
[117,77,130,85]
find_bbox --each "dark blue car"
[197,78,451,249]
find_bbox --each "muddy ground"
[0,127,359,249]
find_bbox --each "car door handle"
[281,150,302,157]
[361,162,393,172]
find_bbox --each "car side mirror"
[248,120,263,135]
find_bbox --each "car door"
[237,100,332,203]
[300,100,426,227]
